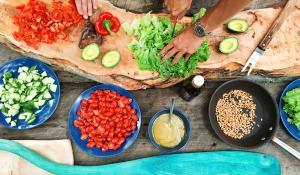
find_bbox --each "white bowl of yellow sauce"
[148,108,191,153]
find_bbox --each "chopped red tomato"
[73,89,138,152]
[12,0,83,49]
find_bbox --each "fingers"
[92,0,98,10]
[176,8,188,20]
[88,0,93,16]
[172,51,185,65]
[184,53,192,62]
[159,42,173,56]
[81,0,88,19]
[162,48,177,62]
[75,0,83,15]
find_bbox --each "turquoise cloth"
[0,139,280,175]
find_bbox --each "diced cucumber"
[5,117,11,124]
[42,77,55,85]
[19,112,32,120]
[1,65,58,127]
[8,98,14,105]
[26,114,36,124]
[49,84,57,92]
[8,107,19,117]
[34,99,46,108]
[18,72,27,81]
[33,73,40,81]
[25,74,33,82]
[8,87,15,93]
[27,82,33,87]
[33,82,41,87]
[12,93,20,102]
[41,71,47,77]
[25,89,37,101]
[0,85,4,95]
[43,90,51,99]
[10,120,17,127]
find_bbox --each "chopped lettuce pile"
[123,9,210,78]
[283,86,300,130]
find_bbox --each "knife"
[241,0,297,76]
[171,18,178,37]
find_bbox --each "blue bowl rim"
[67,84,142,157]
[279,78,300,142]
[0,57,61,130]
[147,108,192,153]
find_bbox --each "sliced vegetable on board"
[101,50,121,68]
[95,12,121,36]
[12,0,83,49]
[219,37,239,54]
[227,19,249,33]
[81,43,101,61]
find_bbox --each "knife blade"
[171,18,178,37]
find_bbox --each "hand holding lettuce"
[123,9,210,78]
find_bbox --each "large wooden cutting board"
[0,0,300,90]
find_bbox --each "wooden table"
[0,0,299,174]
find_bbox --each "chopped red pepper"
[95,12,120,37]
[12,0,83,49]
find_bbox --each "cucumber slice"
[219,37,239,54]
[101,50,121,68]
[81,43,100,61]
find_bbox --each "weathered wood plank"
[0,80,298,174]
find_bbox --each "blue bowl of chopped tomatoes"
[68,84,142,157]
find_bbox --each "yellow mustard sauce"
[152,113,185,148]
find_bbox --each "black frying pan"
[209,79,300,159]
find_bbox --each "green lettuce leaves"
[124,9,210,78]
[283,86,300,130]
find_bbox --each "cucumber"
[219,37,239,54]
[101,50,121,68]
[227,19,248,33]
[0,65,58,127]
[81,43,100,61]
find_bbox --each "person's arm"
[160,0,252,65]
[200,0,252,33]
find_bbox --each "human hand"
[75,0,98,19]
[164,0,193,20]
[159,26,203,65]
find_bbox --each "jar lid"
[192,75,205,88]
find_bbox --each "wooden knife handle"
[258,0,297,51]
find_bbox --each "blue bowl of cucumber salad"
[0,58,60,129]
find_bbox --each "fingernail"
[84,15,88,19]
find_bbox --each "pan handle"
[272,137,300,160]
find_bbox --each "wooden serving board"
[0,0,300,90]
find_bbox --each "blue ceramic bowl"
[68,84,142,157]
[279,78,300,141]
[0,58,60,130]
[148,108,191,153]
